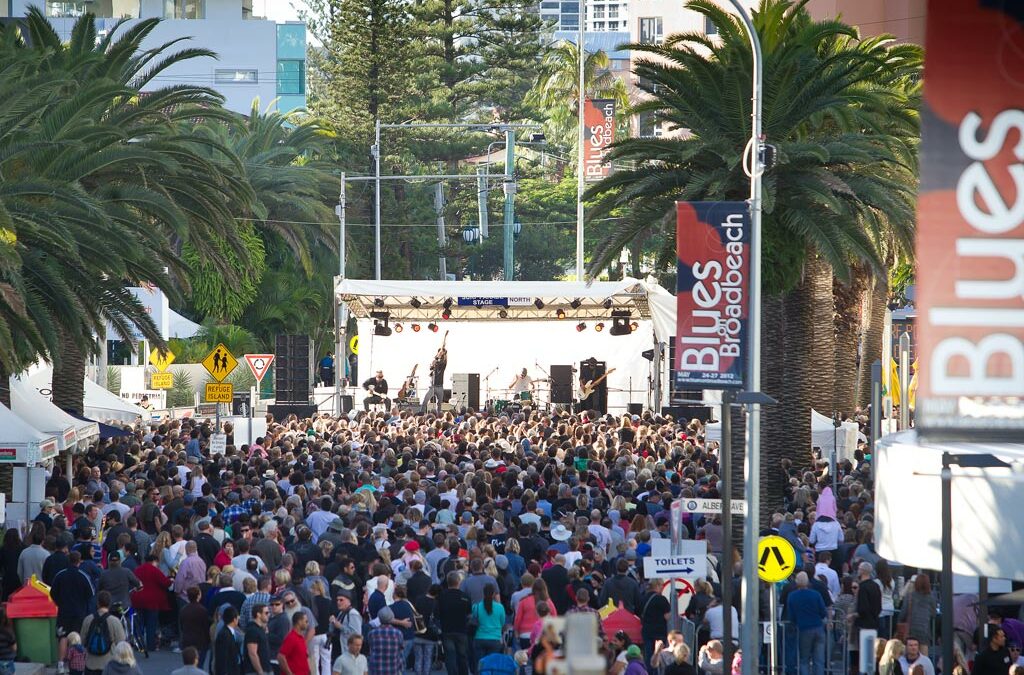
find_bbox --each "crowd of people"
[0,404,1013,675]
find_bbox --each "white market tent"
[875,430,1024,581]
[704,409,863,462]
[335,278,677,412]
[10,377,99,451]
[25,367,146,423]
[0,402,59,465]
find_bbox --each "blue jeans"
[798,626,826,675]
[443,633,470,675]
[139,608,159,652]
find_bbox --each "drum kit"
[487,381,548,415]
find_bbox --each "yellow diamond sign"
[150,348,175,372]
[202,343,237,382]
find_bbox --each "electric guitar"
[581,367,617,398]
[397,364,418,400]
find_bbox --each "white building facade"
[6,0,306,115]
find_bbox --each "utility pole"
[434,183,448,280]
[503,128,516,281]
[575,7,586,280]
[334,173,347,413]
[373,119,382,280]
[477,166,489,239]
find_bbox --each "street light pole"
[724,3,764,675]
[940,454,953,675]
[335,173,347,414]
[373,119,382,280]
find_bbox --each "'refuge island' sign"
[674,202,750,389]
[915,1,1024,435]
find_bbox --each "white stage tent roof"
[25,367,146,423]
[10,377,99,451]
[0,402,59,464]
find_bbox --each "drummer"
[509,367,534,400]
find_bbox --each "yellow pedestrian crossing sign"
[202,343,237,382]
[757,535,797,583]
[150,348,175,372]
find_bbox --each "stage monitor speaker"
[627,403,643,416]
[340,395,354,414]
[274,334,312,403]
[267,403,317,421]
[661,404,713,424]
[579,359,608,414]
[451,373,480,410]
[550,365,574,404]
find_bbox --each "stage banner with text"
[915,1,1024,436]
[674,202,750,390]
[583,98,615,182]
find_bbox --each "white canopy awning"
[10,376,99,451]
[25,367,146,423]
[335,278,667,324]
[0,402,59,464]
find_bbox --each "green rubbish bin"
[5,581,59,664]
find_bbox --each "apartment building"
[541,0,628,32]
[5,0,306,115]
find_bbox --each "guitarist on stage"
[421,332,448,413]
[362,370,391,412]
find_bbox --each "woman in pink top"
[513,578,557,648]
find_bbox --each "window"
[592,6,604,18]
[594,21,606,30]
[541,2,558,9]
[608,5,618,18]
[639,111,663,138]
[164,0,204,18]
[705,15,718,35]
[562,15,579,28]
[277,60,306,95]
[638,17,663,44]
[560,2,578,13]
[47,1,140,18]
[215,69,258,84]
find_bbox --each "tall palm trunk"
[833,269,867,416]
[856,275,888,410]
[807,255,835,416]
[759,293,790,521]
[0,363,9,409]
[51,326,87,414]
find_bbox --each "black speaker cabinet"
[274,334,312,403]
[267,403,317,421]
[550,365,574,404]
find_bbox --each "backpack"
[85,612,113,656]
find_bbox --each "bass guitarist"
[362,370,391,412]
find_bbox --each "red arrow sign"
[244,354,275,383]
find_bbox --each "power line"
[241,217,622,227]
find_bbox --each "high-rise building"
[7,0,306,115]
[541,0,628,33]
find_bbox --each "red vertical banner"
[915,1,1024,435]
[675,202,750,390]
[583,98,615,182]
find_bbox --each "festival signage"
[583,98,616,182]
[674,202,750,389]
[914,1,1024,436]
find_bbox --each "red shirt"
[279,629,310,675]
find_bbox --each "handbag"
[894,589,913,641]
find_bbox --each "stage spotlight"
[556,308,566,320]
[394,323,403,333]
[374,321,392,337]
[609,310,631,336]
[441,309,451,320]
[533,299,544,310]
[443,298,453,310]
[602,298,613,309]
[595,322,605,332]
[630,321,639,332]
[373,297,385,308]
[412,323,421,332]
[576,322,586,332]
[410,298,422,309]
[498,310,508,319]
[570,298,582,309]
[427,322,439,332]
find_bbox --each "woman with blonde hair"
[879,639,905,675]
[152,531,176,576]
[101,641,142,675]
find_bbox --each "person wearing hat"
[367,606,405,675]
[34,498,56,528]
[623,644,650,675]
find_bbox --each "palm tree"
[528,40,630,152]
[583,0,920,513]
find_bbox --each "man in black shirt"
[194,520,220,567]
[243,604,272,675]
[436,571,470,675]
[853,562,881,630]
[974,627,1011,675]
[361,371,390,412]
[421,339,447,413]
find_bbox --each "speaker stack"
[269,335,316,420]
[451,373,480,410]
[549,365,574,404]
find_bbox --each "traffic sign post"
[758,535,797,675]
[243,355,273,448]
[203,344,237,431]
